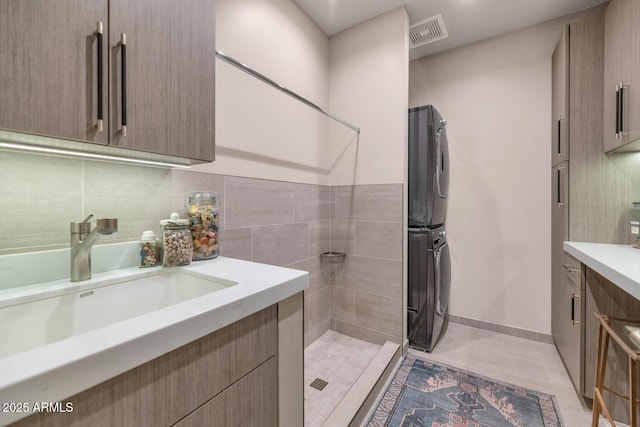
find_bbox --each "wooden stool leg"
[593,323,604,427]
[593,321,617,427]
[630,356,637,427]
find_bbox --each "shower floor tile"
[304,330,381,427]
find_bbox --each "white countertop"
[564,241,640,300]
[0,256,308,426]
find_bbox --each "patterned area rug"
[368,355,564,427]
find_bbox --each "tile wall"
[172,170,333,347]
[1,153,403,348]
[330,184,403,345]
[0,151,172,255]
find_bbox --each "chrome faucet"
[70,214,118,282]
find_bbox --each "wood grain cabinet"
[551,26,569,167]
[550,13,603,396]
[0,0,215,161]
[603,0,640,152]
[0,1,109,145]
[10,306,279,427]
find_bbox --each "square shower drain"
[309,377,329,391]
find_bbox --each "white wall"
[195,0,331,184]
[328,7,409,186]
[409,19,573,334]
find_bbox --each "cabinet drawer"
[174,356,278,427]
[562,252,582,288]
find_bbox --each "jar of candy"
[138,230,159,268]
[159,213,193,267]
[185,192,220,260]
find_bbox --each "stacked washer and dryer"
[407,105,451,352]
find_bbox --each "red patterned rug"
[367,355,563,427]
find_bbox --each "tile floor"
[398,322,621,427]
[304,330,382,427]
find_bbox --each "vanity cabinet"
[10,306,280,427]
[603,0,640,152]
[0,0,215,161]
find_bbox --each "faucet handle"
[70,214,94,234]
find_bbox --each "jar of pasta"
[185,192,220,260]
[159,213,193,267]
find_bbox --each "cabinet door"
[603,0,640,151]
[109,0,215,161]
[552,25,569,166]
[0,0,108,144]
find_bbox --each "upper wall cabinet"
[108,0,215,160]
[0,1,109,145]
[603,0,640,152]
[0,0,215,162]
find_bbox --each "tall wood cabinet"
[0,0,215,161]
[551,13,604,396]
[603,0,640,152]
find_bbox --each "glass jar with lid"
[159,213,193,267]
[138,230,159,268]
[185,192,220,260]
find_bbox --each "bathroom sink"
[0,269,237,359]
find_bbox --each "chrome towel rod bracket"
[215,50,360,134]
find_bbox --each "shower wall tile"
[291,256,324,294]
[83,161,172,243]
[294,183,331,221]
[333,184,402,222]
[171,170,224,229]
[219,227,252,261]
[355,292,402,338]
[252,223,309,266]
[304,296,310,335]
[330,183,403,344]
[330,220,355,255]
[309,219,331,257]
[308,286,330,335]
[340,256,402,298]
[305,318,331,349]
[355,221,403,261]
[224,176,294,229]
[331,286,355,324]
[0,151,83,254]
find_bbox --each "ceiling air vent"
[409,14,448,49]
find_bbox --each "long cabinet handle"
[557,118,561,157]
[616,84,620,138]
[96,21,104,132]
[121,33,127,136]
[557,167,565,207]
[619,82,624,137]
